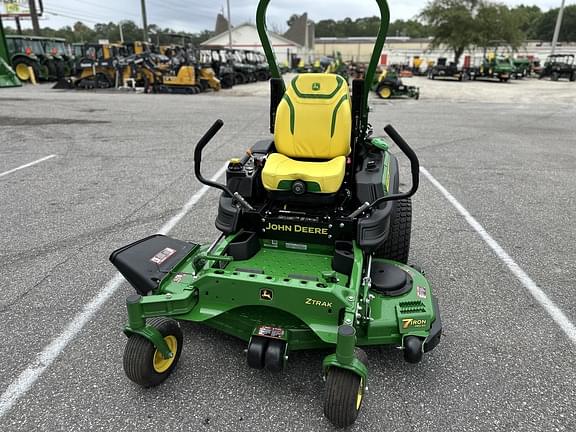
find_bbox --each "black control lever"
[348,125,420,218]
[194,119,255,211]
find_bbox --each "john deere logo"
[260,289,273,301]
[312,82,321,91]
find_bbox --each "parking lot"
[0,77,575,431]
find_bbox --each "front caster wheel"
[264,339,287,372]
[123,317,183,387]
[324,367,365,428]
[247,336,268,369]
[403,335,423,364]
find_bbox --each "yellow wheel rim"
[152,336,177,373]
[379,87,391,98]
[356,378,365,410]
[16,63,31,81]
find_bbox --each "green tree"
[73,21,94,42]
[420,0,482,63]
[475,3,525,50]
[3,20,214,46]
[533,5,576,42]
[510,5,542,39]
[388,19,430,38]
[315,16,429,38]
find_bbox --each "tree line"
[314,2,575,44]
[3,20,213,46]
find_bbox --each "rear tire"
[551,71,560,81]
[14,58,39,82]
[375,198,412,264]
[235,73,246,85]
[376,84,392,99]
[123,317,183,387]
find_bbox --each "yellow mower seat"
[262,73,352,194]
[262,153,347,194]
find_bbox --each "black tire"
[264,339,286,372]
[247,337,268,369]
[235,73,246,85]
[375,198,412,263]
[403,335,423,364]
[123,317,183,387]
[95,73,112,89]
[256,71,268,81]
[324,367,365,428]
[46,61,58,80]
[570,72,575,82]
[551,72,560,81]
[221,74,234,89]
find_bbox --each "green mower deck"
[122,237,439,354]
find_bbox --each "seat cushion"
[274,74,351,160]
[262,153,346,194]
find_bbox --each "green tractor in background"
[42,37,74,78]
[512,57,531,79]
[469,51,514,82]
[5,35,49,82]
[0,16,20,87]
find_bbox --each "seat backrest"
[274,74,351,160]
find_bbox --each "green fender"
[124,324,173,360]
[322,354,368,382]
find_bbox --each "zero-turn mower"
[111,0,441,428]
[374,68,420,100]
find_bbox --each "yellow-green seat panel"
[262,153,346,194]
[262,73,352,194]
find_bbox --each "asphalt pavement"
[0,78,575,431]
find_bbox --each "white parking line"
[0,163,228,419]
[0,155,57,179]
[421,167,576,345]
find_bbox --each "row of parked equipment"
[3,35,275,93]
[370,53,575,101]
[57,42,273,93]
[425,53,576,82]
[62,42,273,93]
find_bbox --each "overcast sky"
[10,0,570,33]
